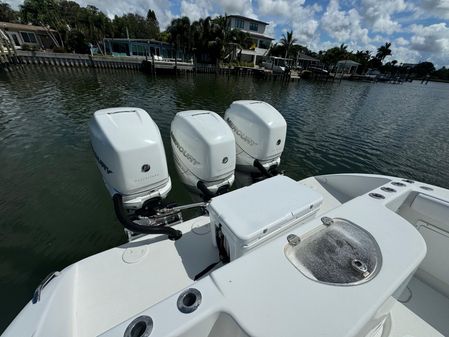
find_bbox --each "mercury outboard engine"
[224,100,287,178]
[171,110,236,199]
[89,107,182,240]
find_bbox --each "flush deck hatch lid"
[285,218,382,285]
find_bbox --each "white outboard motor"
[171,110,236,198]
[224,100,287,177]
[89,107,182,241]
[89,107,171,209]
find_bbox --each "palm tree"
[338,43,348,54]
[376,42,392,61]
[167,16,191,66]
[280,30,297,58]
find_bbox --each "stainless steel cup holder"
[369,193,385,199]
[391,182,406,187]
[124,316,153,337]
[380,187,396,193]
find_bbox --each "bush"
[21,43,40,51]
[52,46,66,53]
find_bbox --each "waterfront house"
[296,52,320,69]
[227,15,274,66]
[0,22,62,51]
[103,38,179,60]
[335,60,360,74]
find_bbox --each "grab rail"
[32,271,60,304]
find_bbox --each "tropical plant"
[112,13,158,39]
[280,30,297,58]
[319,44,349,66]
[0,2,18,22]
[376,42,392,61]
[414,62,435,77]
[167,16,191,64]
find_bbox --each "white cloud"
[217,0,257,18]
[180,0,212,22]
[410,22,449,53]
[388,44,421,63]
[419,0,449,19]
[257,0,305,17]
[395,36,409,46]
[359,0,409,34]
[321,0,370,45]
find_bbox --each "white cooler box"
[208,175,323,260]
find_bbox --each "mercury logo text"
[226,118,257,146]
[171,132,200,166]
[93,149,113,174]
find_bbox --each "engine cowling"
[224,100,287,173]
[170,110,236,197]
[89,107,171,209]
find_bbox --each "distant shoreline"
[429,79,449,83]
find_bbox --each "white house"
[0,22,62,51]
[227,15,274,66]
[335,60,360,74]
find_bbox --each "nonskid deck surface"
[400,276,449,336]
[68,216,217,337]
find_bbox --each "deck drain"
[369,193,385,200]
[124,316,153,337]
[177,288,202,314]
[420,186,434,191]
[380,187,396,193]
[391,182,406,187]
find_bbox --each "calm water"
[1,67,448,331]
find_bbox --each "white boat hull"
[3,174,449,337]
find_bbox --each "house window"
[249,22,258,31]
[10,34,20,46]
[234,19,244,29]
[20,31,37,44]
[131,44,147,56]
[258,39,270,49]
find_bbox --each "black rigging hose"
[112,194,182,241]
[253,159,274,178]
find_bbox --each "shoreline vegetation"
[1,0,449,82]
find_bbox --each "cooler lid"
[208,175,323,244]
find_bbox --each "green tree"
[353,50,371,73]
[432,66,449,81]
[0,2,18,22]
[414,62,435,77]
[280,30,297,58]
[20,0,61,28]
[112,13,158,39]
[376,42,392,61]
[167,16,191,63]
[319,44,349,66]
[146,9,159,37]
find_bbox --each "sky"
[7,0,449,67]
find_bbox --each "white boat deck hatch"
[285,218,383,285]
[208,175,323,259]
